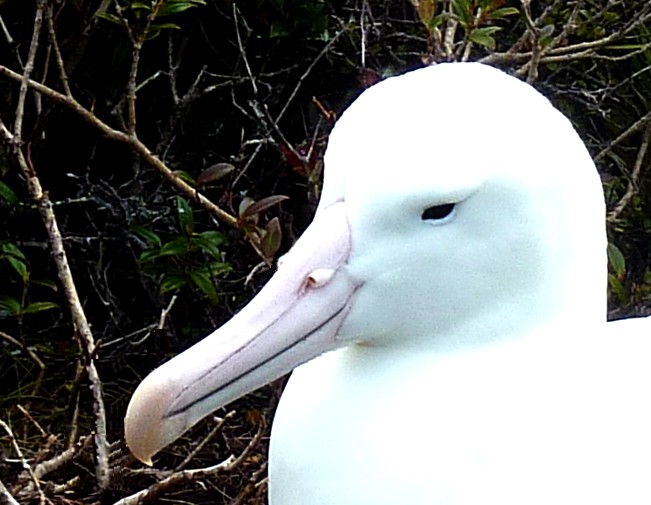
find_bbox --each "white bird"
[125,63,651,505]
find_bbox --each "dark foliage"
[0,1,650,503]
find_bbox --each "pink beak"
[124,201,361,464]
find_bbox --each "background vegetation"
[0,1,650,504]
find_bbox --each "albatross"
[125,63,651,505]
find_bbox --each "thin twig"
[228,461,268,505]
[14,0,46,142]
[0,479,20,505]
[233,4,258,96]
[595,109,651,164]
[0,419,48,504]
[520,0,541,83]
[0,64,238,228]
[16,405,46,438]
[0,330,46,373]
[607,122,651,222]
[31,436,92,482]
[44,5,71,97]
[3,42,111,487]
[175,411,236,471]
[111,456,236,505]
[112,417,265,505]
[274,24,349,124]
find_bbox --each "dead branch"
[175,411,237,471]
[274,23,349,125]
[0,2,110,488]
[0,330,45,375]
[595,109,651,165]
[112,0,149,135]
[520,0,541,83]
[607,123,651,223]
[228,461,268,505]
[0,419,48,504]
[0,479,20,505]
[44,6,71,97]
[31,436,91,482]
[0,64,238,228]
[112,418,265,505]
[16,405,47,438]
[19,436,92,496]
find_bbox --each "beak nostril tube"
[306,268,336,288]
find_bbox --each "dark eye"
[421,203,455,221]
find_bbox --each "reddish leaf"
[197,163,235,185]
[359,68,381,88]
[279,142,307,175]
[239,195,289,220]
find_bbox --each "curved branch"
[0,64,238,228]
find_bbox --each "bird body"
[271,323,651,504]
[125,63,651,504]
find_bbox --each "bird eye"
[421,203,455,221]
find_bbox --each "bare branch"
[0,479,20,505]
[111,456,236,505]
[2,8,110,492]
[31,437,92,482]
[112,416,265,505]
[607,123,651,222]
[273,23,349,124]
[0,330,45,374]
[14,0,46,141]
[0,419,48,504]
[44,5,71,97]
[520,0,541,83]
[0,64,239,228]
[175,411,237,471]
[595,109,651,165]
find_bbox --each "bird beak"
[124,201,360,465]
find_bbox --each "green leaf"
[30,278,58,291]
[129,2,152,11]
[198,230,226,246]
[177,196,194,236]
[451,0,472,25]
[157,0,206,17]
[201,261,232,278]
[132,225,162,248]
[0,297,21,316]
[194,231,227,260]
[159,236,191,257]
[260,217,282,261]
[607,242,626,278]
[160,274,187,293]
[607,273,627,304]
[490,7,520,18]
[22,301,60,315]
[468,26,502,50]
[189,270,218,303]
[96,12,123,25]
[145,23,181,40]
[0,180,17,203]
[172,170,196,185]
[539,24,555,46]
[7,256,28,281]
[429,12,447,31]
[1,241,26,260]
[139,248,162,264]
